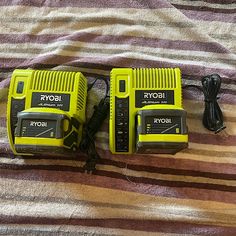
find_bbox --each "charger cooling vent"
[31,70,76,92]
[77,77,86,111]
[133,68,177,89]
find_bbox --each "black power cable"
[183,74,226,134]
[201,74,225,133]
[79,78,110,173]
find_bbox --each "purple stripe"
[0,55,235,79]
[0,163,236,193]
[1,216,236,235]
[0,33,230,54]
[2,67,235,95]
[183,74,236,85]
[183,88,236,105]
[0,0,171,8]
[189,132,236,146]
[2,59,234,85]
[1,56,236,104]
[2,141,236,176]
[1,150,236,181]
[0,168,236,203]
[1,130,236,175]
[201,0,236,3]
[30,55,236,79]
[180,9,236,23]
[98,149,236,175]
[100,159,236,181]
[184,85,236,96]
[172,3,236,14]
[0,117,6,127]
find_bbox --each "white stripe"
[0,6,193,21]
[0,198,235,226]
[1,6,234,47]
[193,20,236,37]
[3,41,234,60]
[29,51,236,71]
[169,0,236,9]
[0,23,201,41]
[209,36,236,53]
[0,6,226,43]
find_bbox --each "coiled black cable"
[79,77,110,172]
[201,74,225,133]
[183,74,225,134]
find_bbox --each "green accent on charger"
[7,69,87,155]
[109,68,188,154]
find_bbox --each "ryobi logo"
[40,94,62,102]
[30,121,48,127]
[143,92,165,99]
[154,118,172,124]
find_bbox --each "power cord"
[79,78,110,173]
[201,74,225,133]
[183,74,226,134]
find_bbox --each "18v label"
[31,92,70,111]
[135,90,174,108]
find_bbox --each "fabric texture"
[0,0,236,235]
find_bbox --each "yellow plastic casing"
[7,69,87,155]
[109,68,188,154]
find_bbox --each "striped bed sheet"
[0,0,236,235]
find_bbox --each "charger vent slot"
[133,68,177,89]
[77,77,86,111]
[31,70,76,92]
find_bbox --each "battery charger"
[109,68,188,154]
[7,69,87,155]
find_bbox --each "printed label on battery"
[145,116,181,134]
[31,92,70,111]
[21,119,57,138]
[135,90,174,108]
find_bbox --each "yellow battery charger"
[7,69,87,155]
[109,68,188,154]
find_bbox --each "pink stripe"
[0,0,171,8]
[183,88,236,105]
[180,9,236,23]
[200,0,236,3]
[172,3,236,14]
[0,216,235,235]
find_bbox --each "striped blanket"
[0,0,236,235]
